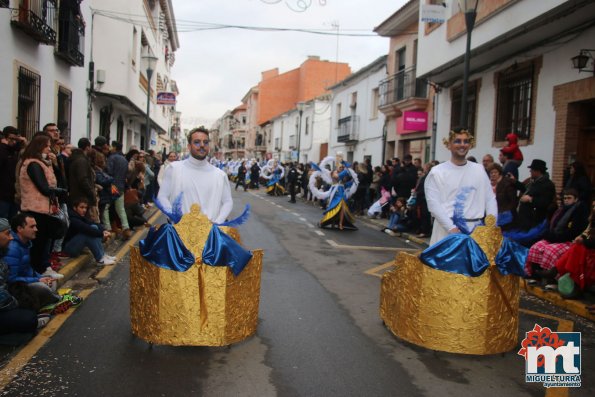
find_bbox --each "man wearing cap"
[516,159,556,231]
[425,128,498,245]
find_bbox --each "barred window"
[17,66,41,141]
[494,63,534,142]
[450,80,478,135]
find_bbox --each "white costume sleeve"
[156,164,175,210]
[214,176,233,224]
[344,168,359,199]
[424,169,455,232]
[308,171,331,200]
[277,164,285,179]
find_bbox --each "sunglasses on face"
[192,140,210,147]
[452,139,471,145]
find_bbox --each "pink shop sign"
[399,111,428,134]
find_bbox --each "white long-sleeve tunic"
[157,157,233,224]
[424,160,497,245]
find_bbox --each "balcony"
[55,14,85,66]
[1,1,9,8]
[337,115,359,143]
[11,0,57,45]
[379,67,428,118]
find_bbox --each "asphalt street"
[0,189,593,396]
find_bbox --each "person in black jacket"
[235,161,248,191]
[63,199,116,266]
[0,127,26,219]
[525,188,589,286]
[286,162,299,203]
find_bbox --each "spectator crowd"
[1,124,177,343]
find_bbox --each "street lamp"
[296,101,306,164]
[571,49,595,76]
[142,51,158,150]
[458,0,479,130]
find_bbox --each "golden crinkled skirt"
[130,204,263,346]
[380,216,520,355]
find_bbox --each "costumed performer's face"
[188,131,210,161]
[448,133,471,161]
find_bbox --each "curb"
[522,281,595,322]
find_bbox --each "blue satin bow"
[139,224,195,271]
[420,234,528,277]
[202,225,253,276]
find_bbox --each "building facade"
[328,56,388,166]
[417,0,595,187]
[89,0,179,152]
[375,0,432,164]
[0,0,90,142]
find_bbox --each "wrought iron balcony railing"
[11,0,57,45]
[379,67,427,107]
[337,115,359,143]
[56,15,85,66]
[1,0,9,8]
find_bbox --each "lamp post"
[296,101,306,164]
[458,0,479,130]
[142,52,158,150]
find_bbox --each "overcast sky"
[171,0,408,129]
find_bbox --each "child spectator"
[383,197,408,236]
[501,132,524,166]
[63,198,116,266]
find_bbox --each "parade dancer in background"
[309,156,359,230]
[262,159,285,196]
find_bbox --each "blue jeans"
[387,213,408,232]
[64,225,105,261]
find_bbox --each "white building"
[0,0,90,142]
[89,0,179,152]
[417,0,595,188]
[295,96,332,164]
[328,56,387,166]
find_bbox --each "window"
[350,92,357,109]
[99,105,112,142]
[336,103,342,126]
[57,86,72,143]
[305,116,310,135]
[371,88,379,119]
[494,62,537,142]
[17,66,41,141]
[117,116,124,143]
[450,80,479,135]
[132,27,138,67]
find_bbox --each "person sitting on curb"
[524,188,589,290]
[63,198,116,266]
[383,197,409,237]
[0,217,47,343]
[4,213,62,311]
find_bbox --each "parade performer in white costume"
[157,126,233,224]
[424,128,497,245]
[261,159,285,196]
[309,155,359,230]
